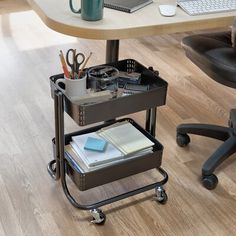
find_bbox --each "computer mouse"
[159,5,176,17]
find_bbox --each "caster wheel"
[155,186,168,204]
[202,174,218,190]
[176,133,190,147]
[90,209,106,225]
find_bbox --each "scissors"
[66,49,85,77]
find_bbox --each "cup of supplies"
[55,74,87,99]
[69,0,104,21]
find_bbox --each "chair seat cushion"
[206,48,236,69]
[182,31,236,88]
[206,48,236,85]
[182,31,232,53]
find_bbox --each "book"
[71,132,124,167]
[97,121,154,155]
[104,0,153,13]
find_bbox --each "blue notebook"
[84,137,107,152]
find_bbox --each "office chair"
[176,22,236,190]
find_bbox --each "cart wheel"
[202,174,218,190]
[176,133,190,147]
[90,209,106,225]
[155,186,168,204]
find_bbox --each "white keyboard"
[178,0,236,15]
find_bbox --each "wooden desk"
[27,0,235,61]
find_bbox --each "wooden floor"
[1,1,236,235]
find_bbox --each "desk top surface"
[27,0,235,40]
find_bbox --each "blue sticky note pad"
[84,137,107,152]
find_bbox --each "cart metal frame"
[48,77,168,224]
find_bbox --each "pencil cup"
[69,0,104,21]
[55,75,87,99]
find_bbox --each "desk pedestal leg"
[105,39,119,124]
[146,108,157,137]
[106,40,119,63]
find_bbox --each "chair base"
[176,109,236,190]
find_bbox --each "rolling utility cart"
[48,59,169,224]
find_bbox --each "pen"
[78,52,92,79]
[59,50,70,79]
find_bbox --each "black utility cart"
[48,59,169,224]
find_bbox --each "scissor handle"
[74,53,85,72]
[66,49,76,68]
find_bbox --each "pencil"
[59,50,70,79]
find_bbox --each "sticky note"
[84,137,107,152]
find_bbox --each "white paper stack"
[65,121,154,172]
[65,143,153,173]
[71,132,124,167]
[65,144,124,173]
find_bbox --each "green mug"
[69,0,104,21]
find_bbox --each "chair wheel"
[202,174,218,190]
[176,133,190,147]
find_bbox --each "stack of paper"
[97,121,154,155]
[70,132,124,167]
[65,121,154,172]
[65,143,153,173]
[65,144,124,173]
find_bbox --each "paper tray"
[52,118,163,191]
[50,59,168,126]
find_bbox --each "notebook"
[97,121,154,155]
[104,0,153,13]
